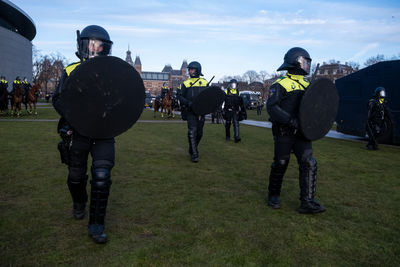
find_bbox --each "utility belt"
[272,123,297,136]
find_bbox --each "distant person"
[177,61,208,162]
[161,82,169,100]
[266,47,325,214]
[22,77,32,103]
[53,25,115,244]
[223,79,246,142]
[256,95,264,116]
[211,104,222,124]
[366,87,390,150]
[0,76,8,111]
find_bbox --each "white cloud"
[347,43,380,62]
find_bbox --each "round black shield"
[58,56,145,139]
[299,78,339,141]
[192,86,225,116]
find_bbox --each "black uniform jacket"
[53,62,81,117]
[224,88,243,111]
[178,77,208,107]
[267,74,309,126]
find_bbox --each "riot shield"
[299,78,339,141]
[192,86,225,116]
[57,56,145,139]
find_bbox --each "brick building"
[314,61,355,82]
[125,49,188,96]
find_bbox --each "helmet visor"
[379,90,386,98]
[231,82,237,89]
[297,56,311,74]
[79,38,112,59]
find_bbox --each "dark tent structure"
[335,60,400,144]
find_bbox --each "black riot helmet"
[187,61,203,78]
[229,79,238,89]
[76,25,113,60]
[374,87,386,99]
[277,47,312,75]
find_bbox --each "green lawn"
[0,106,399,265]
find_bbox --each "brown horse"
[160,88,174,118]
[12,83,23,116]
[24,84,40,115]
[153,96,162,118]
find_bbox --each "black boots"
[298,158,326,214]
[267,195,280,209]
[88,224,107,244]
[267,160,288,209]
[73,202,86,220]
[188,130,199,163]
[87,166,112,244]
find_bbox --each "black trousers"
[67,131,115,224]
[273,134,313,163]
[268,130,314,198]
[257,105,263,115]
[224,110,240,140]
[187,112,205,156]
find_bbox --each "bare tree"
[258,71,269,83]
[242,70,259,83]
[32,49,68,93]
[364,54,385,67]
[347,61,360,71]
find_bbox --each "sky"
[11,0,400,82]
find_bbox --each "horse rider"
[0,76,8,110]
[53,25,115,244]
[223,79,246,142]
[366,87,390,150]
[12,76,22,94]
[266,47,326,214]
[10,76,21,105]
[161,82,170,101]
[177,61,208,163]
[22,77,32,103]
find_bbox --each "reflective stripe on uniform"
[224,88,240,95]
[272,75,309,92]
[183,78,208,88]
[65,62,81,76]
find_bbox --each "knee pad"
[68,166,87,185]
[91,160,113,189]
[272,158,289,171]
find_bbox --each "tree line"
[33,46,69,93]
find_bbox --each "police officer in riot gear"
[53,25,114,244]
[266,47,325,214]
[0,76,8,111]
[177,61,208,162]
[366,87,390,150]
[223,79,246,142]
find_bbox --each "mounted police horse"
[161,88,174,118]
[12,83,23,116]
[24,84,41,115]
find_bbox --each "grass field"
[1,107,399,265]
